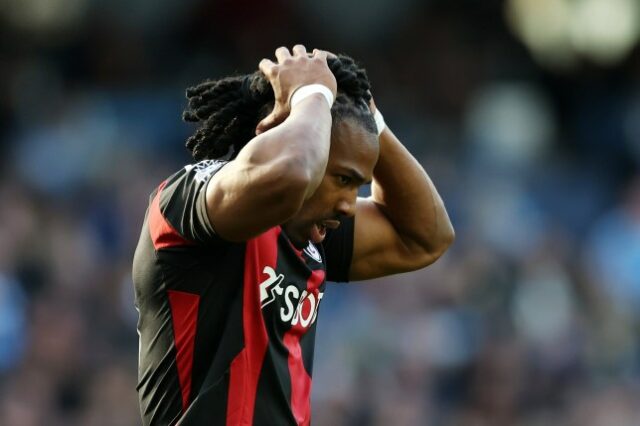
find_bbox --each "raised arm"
[205,45,337,242]
[349,103,455,280]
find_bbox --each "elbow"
[412,220,455,269]
[433,222,455,259]
[429,206,456,255]
[442,219,456,248]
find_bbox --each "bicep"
[349,198,437,281]
[205,158,305,242]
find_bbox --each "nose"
[335,195,357,218]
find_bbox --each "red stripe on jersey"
[167,290,200,412]
[283,334,312,426]
[283,269,325,426]
[149,180,195,250]
[226,227,280,426]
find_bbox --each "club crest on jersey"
[303,242,322,263]
[184,160,225,183]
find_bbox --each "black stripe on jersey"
[187,244,246,403]
[253,346,298,426]
[134,219,185,426]
[178,369,231,425]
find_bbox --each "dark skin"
[206,45,454,281]
[281,117,379,247]
[351,123,454,280]
[205,46,336,241]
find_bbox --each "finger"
[313,48,336,59]
[312,49,328,62]
[275,46,292,63]
[292,44,307,57]
[259,58,276,76]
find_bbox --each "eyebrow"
[347,168,372,185]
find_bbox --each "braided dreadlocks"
[183,55,377,161]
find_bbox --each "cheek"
[300,177,348,217]
[296,196,326,220]
[308,179,336,204]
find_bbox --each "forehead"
[329,119,379,178]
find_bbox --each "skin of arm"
[301,50,454,280]
[205,46,337,242]
[350,124,455,281]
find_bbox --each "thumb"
[255,106,288,135]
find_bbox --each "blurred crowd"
[1,0,640,425]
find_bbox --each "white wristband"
[290,84,334,109]
[374,109,386,136]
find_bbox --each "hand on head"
[256,45,338,135]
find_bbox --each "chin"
[281,224,307,248]
[288,233,308,249]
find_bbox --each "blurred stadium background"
[2,0,640,424]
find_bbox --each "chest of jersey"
[257,238,326,335]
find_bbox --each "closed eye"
[338,175,352,186]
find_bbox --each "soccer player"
[132,45,454,425]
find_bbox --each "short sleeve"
[156,160,228,245]
[321,215,355,283]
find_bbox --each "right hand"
[256,45,337,135]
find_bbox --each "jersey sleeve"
[321,215,355,283]
[154,160,228,245]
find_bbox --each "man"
[132,45,454,425]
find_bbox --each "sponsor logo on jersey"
[303,242,322,263]
[258,266,323,329]
[259,266,285,309]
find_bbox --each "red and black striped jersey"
[132,160,354,426]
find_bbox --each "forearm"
[236,94,332,200]
[286,95,333,198]
[370,127,454,256]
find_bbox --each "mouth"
[322,219,341,230]
[310,219,341,243]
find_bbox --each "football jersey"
[132,160,354,426]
